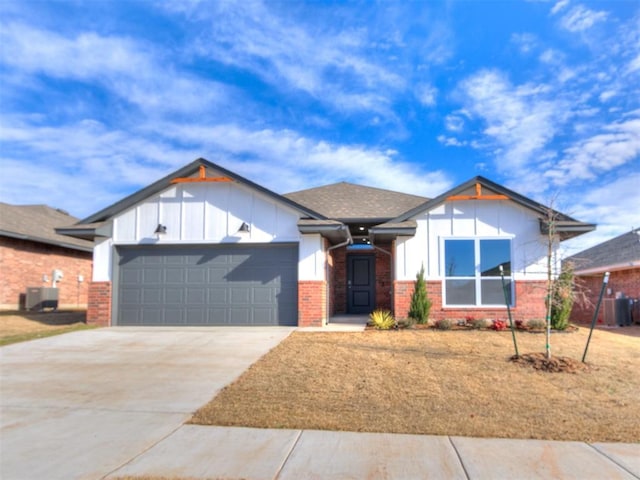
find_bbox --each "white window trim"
[441,236,515,308]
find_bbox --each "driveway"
[0,327,294,480]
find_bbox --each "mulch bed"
[510,352,591,373]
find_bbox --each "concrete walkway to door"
[0,327,294,480]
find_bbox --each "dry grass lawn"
[192,327,640,442]
[0,310,92,346]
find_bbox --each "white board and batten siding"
[395,200,550,282]
[92,181,325,282]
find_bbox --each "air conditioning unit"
[25,287,59,311]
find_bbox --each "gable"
[113,180,303,243]
[58,158,325,241]
[392,176,594,241]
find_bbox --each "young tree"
[408,264,432,324]
[550,262,575,331]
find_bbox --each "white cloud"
[437,135,466,147]
[599,90,617,102]
[548,117,640,183]
[550,0,570,16]
[561,172,640,255]
[0,22,229,115]
[151,122,453,196]
[559,5,608,32]
[458,70,561,170]
[511,33,537,53]
[185,1,406,118]
[0,115,453,216]
[444,115,464,132]
[415,83,438,107]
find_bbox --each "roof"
[0,203,93,252]
[58,158,326,239]
[566,228,640,275]
[284,182,428,222]
[392,176,595,241]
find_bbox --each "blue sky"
[1,0,638,255]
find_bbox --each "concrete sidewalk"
[109,425,640,479]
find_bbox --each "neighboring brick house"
[58,158,594,327]
[0,203,93,310]
[567,228,640,325]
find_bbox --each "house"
[0,203,93,310]
[566,228,640,325]
[57,158,594,327]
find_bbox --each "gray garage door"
[115,244,298,326]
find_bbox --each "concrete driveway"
[0,327,293,480]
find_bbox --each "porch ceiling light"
[238,222,251,234]
[154,224,167,235]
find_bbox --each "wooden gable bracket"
[447,182,509,201]
[170,165,233,184]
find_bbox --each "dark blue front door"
[347,255,375,314]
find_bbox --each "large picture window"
[444,238,512,306]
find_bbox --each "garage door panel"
[165,289,184,304]
[186,288,206,304]
[117,244,297,326]
[164,268,184,284]
[121,288,142,304]
[142,288,162,304]
[253,287,273,304]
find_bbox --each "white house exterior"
[58,158,594,327]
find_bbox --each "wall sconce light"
[238,222,250,234]
[154,224,167,235]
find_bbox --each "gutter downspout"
[325,225,353,325]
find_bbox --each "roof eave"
[55,222,112,242]
[1,230,93,252]
[572,260,640,276]
[298,221,350,244]
[539,220,596,241]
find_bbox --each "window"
[444,238,512,306]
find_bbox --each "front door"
[347,255,375,314]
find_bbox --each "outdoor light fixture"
[154,224,167,235]
[238,222,250,234]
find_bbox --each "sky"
[1,0,639,256]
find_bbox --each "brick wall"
[87,281,112,326]
[298,280,326,327]
[394,279,548,322]
[570,269,639,324]
[374,243,392,311]
[0,237,92,310]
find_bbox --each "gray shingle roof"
[0,203,93,252]
[284,182,428,221]
[566,228,640,274]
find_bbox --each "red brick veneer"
[394,279,548,322]
[298,280,326,327]
[0,237,92,309]
[87,281,112,326]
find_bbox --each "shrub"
[434,319,452,330]
[470,318,488,329]
[527,319,546,330]
[550,264,575,331]
[491,319,507,331]
[515,319,526,330]
[408,264,432,324]
[396,317,415,329]
[369,310,396,330]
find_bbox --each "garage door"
[115,244,298,326]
